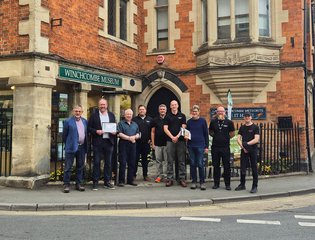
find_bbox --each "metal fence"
[0,108,13,177]
[50,122,303,182]
[229,122,301,177]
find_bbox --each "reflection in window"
[202,0,208,43]
[217,0,231,40]
[259,0,270,37]
[235,0,249,38]
[156,0,168,50]
[108,0,116,36]
[120,0,127,40]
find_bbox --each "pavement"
[0,171,315,212]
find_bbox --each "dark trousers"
[135,141,151,177]
[92,139,114,184]
[63,145,85,185]
[240,149,258,187]
[119,140,136,184]
[211,147,231,186]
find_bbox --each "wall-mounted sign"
[156,55,165,64]
[59,66,122,88]
[210,107,266,120]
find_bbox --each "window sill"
[146,49,176,56]
[98,30,137,49]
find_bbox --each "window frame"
[156,0,169,51]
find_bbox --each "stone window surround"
[99,0,138,49]
[144,0,180,55]
[191,0,287,51]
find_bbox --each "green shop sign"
[59,66,122,88]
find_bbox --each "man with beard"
[209,106,235,190]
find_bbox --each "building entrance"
[147,87,180,118]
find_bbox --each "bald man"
[209,106,235,190]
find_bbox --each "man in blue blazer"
[62,105,88,193]
[88,98,117,190]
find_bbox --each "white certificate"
[102,122,117,133]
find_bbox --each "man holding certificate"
[88,98,116,190]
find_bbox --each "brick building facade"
[0,0,314,183]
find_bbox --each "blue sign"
[210,107,266,120]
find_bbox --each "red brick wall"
[47,0,143,75]
[142,0,211,119]
[0,0,29,54]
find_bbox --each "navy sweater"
[186,117,209,149]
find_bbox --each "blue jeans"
[118,140,136,184]
[188,147,205,184]
[63,145,85,185]
[92,139,114,184]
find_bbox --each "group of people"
[62,98,259,194]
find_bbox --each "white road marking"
[298,222,315,227]
[294,215,315,220]
[180,217,221,222]
[237,219,281,225]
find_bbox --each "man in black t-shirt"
[164,100,187,187]
[236,112,260,193]
[209,106,235,190]
[133,105,153,181]
[151,104,168,183]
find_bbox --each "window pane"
[202,0,208,43]
[157,3,168,50]
[235,0,249,38]
[217,0,230,39]
[259,0,270,37]
[120,0,127,40]
[157,0,168,6]
[108,0,116,36]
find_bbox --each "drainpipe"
[311,2,315,152]
[304,0,313,172]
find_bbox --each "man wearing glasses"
[62,105,88,193]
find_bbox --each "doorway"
[147,87,180,118]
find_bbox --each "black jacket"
[88,109,116,145]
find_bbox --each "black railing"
[230,122,301,177]
[50,122,303,182]
[0,108,13,177]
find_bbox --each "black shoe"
[75,184,85,192]
[104,182,115,190]
[212,185,219,189]
[250,186,257,193]
[127,182,137,186]
[63,185,70,193]
[118,182,124,187]
[235,185,246,191]
[225,186,231,191]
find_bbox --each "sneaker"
[63,185,70,193]
[235,184,246,191]
[104,182,115,190]
[250,186,257,193]
[165,180,173,187]
[225,185,231,191]
[92,182,98,191]
[190,183,197,189]
[200,183,206,191]
[180,180,187,188]
[143,176,151,182]
[118,182,124,187]
[75,184,85,192]
[155,177,161,183]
